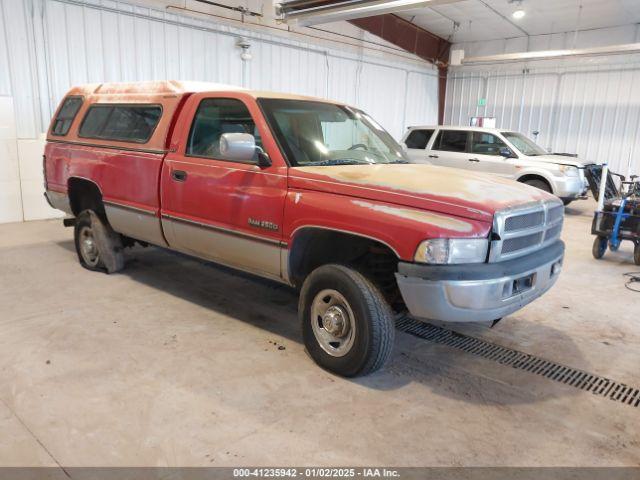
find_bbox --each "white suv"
[401,126,591,206]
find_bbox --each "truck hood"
[525,154,593,168]
[289,164,555,223]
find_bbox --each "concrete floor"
[0,199,638,468]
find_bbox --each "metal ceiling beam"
[276,0,462,27]
[348,14,451,124]
[462,42,640,64]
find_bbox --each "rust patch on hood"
[352,200,474,233]
[291,164,553,217]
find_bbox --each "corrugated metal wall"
[0,0,439,223]
[445,60,640,176]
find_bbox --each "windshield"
[258,99,409,166]
[502,132,547,156]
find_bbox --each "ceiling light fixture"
[512,9,526,19]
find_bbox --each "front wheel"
[592,236,608,260]
[523,178,552,193]
[299,264,395,377]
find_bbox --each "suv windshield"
[503,132,547,156]
[258,99,408,166]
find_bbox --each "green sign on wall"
[478,98,487,107]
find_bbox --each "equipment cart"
[585,165,640,265]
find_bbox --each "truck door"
[427,129,472,170]
[160,93,287,281]
[467,131,518,178]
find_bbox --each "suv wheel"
[299,264,395,377]
[592,236,607,260]
[74,210,125,273]
[524,178,552,193]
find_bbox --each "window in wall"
[434,130,469,153]
[404,129,434,149]
[78,105,162,143]
[471,132,509,156]
[51,96,83,136]
[187,98,262,161]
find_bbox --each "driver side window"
[471,132,509,156]
[187,98,262,161]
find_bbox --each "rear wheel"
[299,264,394,377]
[523,178,552,193]
[592,236,608,260]
[74,210,125,273]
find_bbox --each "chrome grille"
[504,211,545,231]
[502,232,544,254]
[490,200,564,262]
[544,223,563,242]
[547,205,564,224]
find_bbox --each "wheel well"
[289,228,402,308]
[517,174,552,191]
[68,178,105,218]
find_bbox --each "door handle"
[468,158,480,162]
[171,170,187,182]
[428,154,439,159]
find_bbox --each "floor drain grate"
[396,316,640,408]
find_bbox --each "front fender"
[516,168,558,194]
[284,190,492,262]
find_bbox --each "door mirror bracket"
[257,148,272,168]
[499,147,516,159]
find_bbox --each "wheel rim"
[311,289,356,357]
[79,225,99,267]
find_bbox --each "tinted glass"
[51,96,83,136]
[471,132,509,156]
[434,130,468,153]
[187,98,261,161]
[79,105,162,143]
[405,129,434,149]
[259,98,408,166]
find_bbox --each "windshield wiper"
[388,159,410,164]
[306,159,372,166]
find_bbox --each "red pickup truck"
[44,81,565,376]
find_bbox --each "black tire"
[299,264,395,377]
[634,243,640,266]
[562,198,573,207]
[74,210,125,273]
[592,236,607,260]
[523,178,552,193]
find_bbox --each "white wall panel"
[404,72,439,130]
[445,61,640,177]
[0,97,23,223]
[0,0,439,223]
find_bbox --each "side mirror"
[219,133,271,167]
[499,147,516,159]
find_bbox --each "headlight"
[559,165,579,177]
[414,238,489,264]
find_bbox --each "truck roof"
[66,80,336,103]
[48,81,346,152]
[407,125,514,134]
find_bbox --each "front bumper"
[395,241,564,323]
[554,175,588,199]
